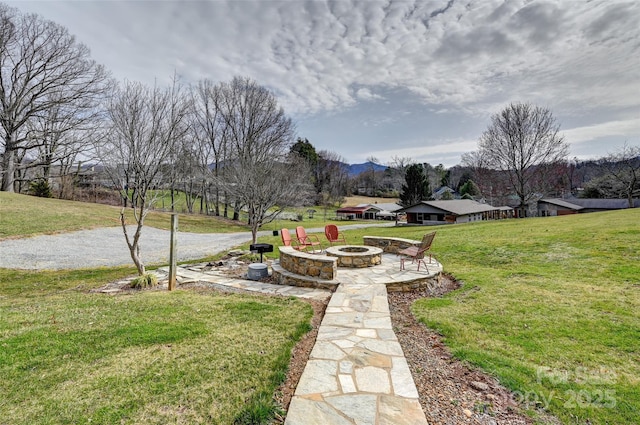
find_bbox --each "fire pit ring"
[325,245,383,268]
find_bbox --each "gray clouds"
[8,0,640,165]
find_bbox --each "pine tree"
[400,164,431,206]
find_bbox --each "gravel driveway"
[0,222,395,270]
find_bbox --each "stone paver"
[285,278,428,425]
[154,265,331,301]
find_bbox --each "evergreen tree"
[400,164,431,206]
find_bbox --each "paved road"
[0,223,395,270]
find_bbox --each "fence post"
[168,213,178,291]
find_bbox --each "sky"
[7,0,640,167]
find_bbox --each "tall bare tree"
[599,143,640,207]
[0,5,109,191]
[472,102,569,215]
[316,149,349,218]
[213,76,309,243]
[99,80,190,275]
[191,79,229,216]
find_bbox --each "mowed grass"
[0,192,250,238]
[0,192,379,239]
[0,267,313,424]
[329,210,638,424]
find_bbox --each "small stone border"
[363,236,421,254]
[325,245,383,268]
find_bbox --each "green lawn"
[4,192,638,423]
[0,191,366,239]
[0,267,313,424]
[0,192,251,238]
[326,211,638,424]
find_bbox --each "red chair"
[324,224,346,246]
[281,228,305,251]
[295,226,323,253]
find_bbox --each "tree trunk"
[1,136,16,192]
[120,209,145,275]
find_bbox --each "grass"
[0,266,313,424]
[0,192,250,238]
[329,210,638,424]
[0,192,378,239]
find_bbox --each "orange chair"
[281,228,305,251]
[399,232,436,271]
[295,226,323,253]
[324,224,346,246]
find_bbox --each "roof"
[337,206,370,214]
[355,203,403,212]
[400,199,498,216]
[539,198,584,210]
[433,186,455,196]
[566,198,640,209]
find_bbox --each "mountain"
[347,161,387,176]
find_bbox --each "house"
[432,186,455,200]
[398,200,503,224]
[537,199,584,216]
[336,202,402,220]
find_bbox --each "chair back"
[325,224,339,242]
[420,232,436,250]
[414,232,436,259]
[295,226,308,242]
[281,228,293,246]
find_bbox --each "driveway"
[0,222,395,270]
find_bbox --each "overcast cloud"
[8,0,640,166]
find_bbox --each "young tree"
[474,102,569,215]
[99,80,190,276]
[400,163,431,206]
[0,5,109,191]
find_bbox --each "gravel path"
[0,222,395,270]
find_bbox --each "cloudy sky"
[8,0,640,167]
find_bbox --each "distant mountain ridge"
[347,161,387,176]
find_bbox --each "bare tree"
[191,79,229,216]
[473,102,569,215]
[316,149,349,218]
[99,80,190,275]
[212,76,309,243]
[599,143,640,207]
[0,5,109,192]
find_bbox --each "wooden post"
[168,213,178,291]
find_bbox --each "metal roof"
[400,199,498,216]
[539,198,584,210]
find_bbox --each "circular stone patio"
[271,252,443,292]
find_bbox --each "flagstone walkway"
[284,280,429,425]
[160,255,440,425]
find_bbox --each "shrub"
[129,273,158,289]
[29,178,53,198]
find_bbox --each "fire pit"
[325,245,383,268]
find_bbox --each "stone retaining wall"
[278,246,337,280]
[363,236,420,254]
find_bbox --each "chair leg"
[417,259,429,272]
